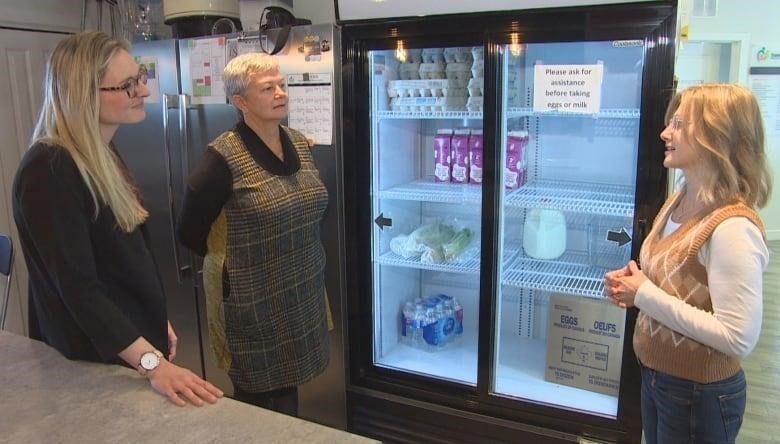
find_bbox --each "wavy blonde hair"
[673,84,772,209]
[31,31,148,232]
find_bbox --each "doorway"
[667,33,750,194]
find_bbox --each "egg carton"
[445,62,473,81]
[399,62,421,80]
[419,62,447,79]
[467,78,484,97]
[471,59,485,79]
[471,46,484,61]
[388,79,470,98]
[506,87,524,104]
[466,96,483,112]
[404,48,423,63]
[422,48,445,63]
[443,47,474,64]
[390,96,468,112]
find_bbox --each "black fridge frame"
[339,2,676,443]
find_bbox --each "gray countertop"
[0,331,378,443]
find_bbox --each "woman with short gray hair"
[178,52,330,416]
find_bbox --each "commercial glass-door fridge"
[338,2,676,443]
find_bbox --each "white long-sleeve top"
[635,217,769,358]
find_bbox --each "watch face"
[140,352,160,370]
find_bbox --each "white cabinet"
[0,28,70,335]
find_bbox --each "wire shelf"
[376,248,518,274]
[507,107,640,119]
[502,253,606,298]
[376,108,637,120]
[377,178,482,204]
[505,181,635,217]
[376,110,483,120]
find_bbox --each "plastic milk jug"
[523,209,567,260]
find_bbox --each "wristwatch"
[138,350,163,376]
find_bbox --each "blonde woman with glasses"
[604,84,772,444]
[12,31,223,407]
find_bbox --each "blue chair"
[0,234,13,330]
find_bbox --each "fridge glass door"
[369,46,484,385]
[492,39,644,416]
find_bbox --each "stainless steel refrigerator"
[337,1,676,442]
[113,23,347,428]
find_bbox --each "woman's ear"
[231,94,246,113]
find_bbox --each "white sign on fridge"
[533,63,604,114]
[188,37,228,105]
[286,72,333,146]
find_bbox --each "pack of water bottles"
[401,294,464,350]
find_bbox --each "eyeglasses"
[99,66,148,98]
[669,116,688,130]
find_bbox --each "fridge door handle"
[162,93,189,283]
[177,93,193,277]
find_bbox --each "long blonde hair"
[674,84,772,209]
[31,31,148,232]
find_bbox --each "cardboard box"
[545,293,626,396]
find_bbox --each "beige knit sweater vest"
[633,193,764,383]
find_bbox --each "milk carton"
[451,129,471,184]
[468,130,483,185]
[434,129,453,182]
[506,130,529,189]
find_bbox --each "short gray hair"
[223,52,280,102]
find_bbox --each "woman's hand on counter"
[148,359,224,407]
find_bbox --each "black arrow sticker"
[375,213,392,230]
[606,228,632,246]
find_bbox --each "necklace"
[671,193,704,222]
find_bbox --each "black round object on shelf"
[166,15,242,38]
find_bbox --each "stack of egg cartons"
[389,49,423,112]
[506,52,523,107]
[388,47,477,112]
[442,48,471,112]
[467,47,484,112]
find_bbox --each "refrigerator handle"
[162,93,187,283]
[177,93,193,278]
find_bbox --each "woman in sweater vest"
[177,53,330,416]
[604,84,771,444]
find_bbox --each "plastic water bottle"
[453,297,464,336]
[412,303,425,347]
[401,301,414,345]
[422,307,437,350]
[441,299,455,348]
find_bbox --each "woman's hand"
[167,321,178,362]
[147,360,224,407]
[604,260,647,309]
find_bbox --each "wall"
[0,0,82,32]
[683,1,780,239]
[292,0,335,25]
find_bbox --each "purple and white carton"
[506,130,529,189]
[468,130,484,185]
[451,129,471,183]
[434,129,453,182]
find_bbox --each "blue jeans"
[641,364,746,444]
